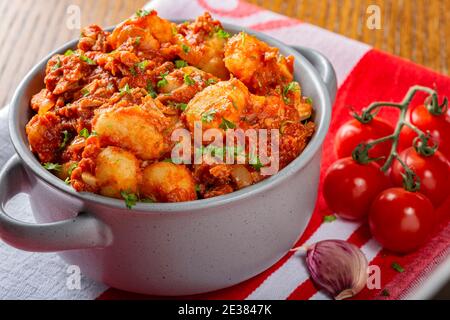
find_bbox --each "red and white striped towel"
[0,0,448,300]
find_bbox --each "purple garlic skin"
[306,239,368,300]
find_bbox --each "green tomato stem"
[352,85,447,192]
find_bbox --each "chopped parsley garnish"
[306,97,313,105]
[121,191,138,209]
[81,88,90,97]
[43,163,62,172]
[184,73,195,86]
[90,130,98,137]
[250,156,263,171]
[146,81,157,98]
[176,103,188,111]
[201,109,217,123]
[241,32,246,46]
[182,44,190,54]
[219,117,236,130]
[129,66,137,76]
[52,57,61,71]
[79,128,90,138]
[119,83,131,96]
[207,78,217,85]
[391,262,405,273]
[323,215,337,223]
[282,81,298,104]
[157,72,169,88]
[216,28,230,39]
[381,289,390,297]
[64,49,74,56]
[135,9,150,17]
[195,184,201,193]
[64,177,71,185]
[175,60,188,68]
[59,130,70,149]
[136,60,149,71]
[171,26,178,36]
[134,36,141,46]
[67,162,78,176]
[79,54,96,65]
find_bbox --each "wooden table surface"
[0,0,449,109]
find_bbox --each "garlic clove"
[304,239,368,300]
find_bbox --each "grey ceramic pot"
[0,23,336,296]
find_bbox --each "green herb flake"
[52,57,61,71]
[219,117,236,130]
[201,109,217,123]
[250,156,263,171]
[182,44,190,54]
[175,60,188,68]
[134,36,141,46]
[81,88,90,97]
[157,72,169,88]
[79,54,96,65]
[129,66,137,76]
[207,78,217,85]
[59,130,70,149]
[67,162,78,176]
[184,73,195,86]
[43,163,62,172]
[381,289,390,297]
[119,83,131,96]
[136,60,149,71]
[241,32,246,46]
[64,177,71,185]
[323,215,337,223]
[136,9,150,17]
[64,49,75,56]
[176,103,188,111]
[79,128,90,138]
[282,81,298,104]
[146,81,157,98]
[391,262,405,273]
[216,28,230,39]
[121,190,138,209]
[306,97,313,105]
[195,184,201,193]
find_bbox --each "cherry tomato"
[323,158,390,220]
[369,188,435,253]
[391,147,450,207]
[399,104,450,159]
[334,118,394,162]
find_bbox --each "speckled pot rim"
[9,22,332,213]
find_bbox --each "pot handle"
[0,155,113,252]
[291,45,338,104]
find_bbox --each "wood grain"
[0,0,448,109]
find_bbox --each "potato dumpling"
[93,104,169,160]
[95,146,140,198]
[224,32,294,94]
[157,66,219,105]
[108,9,175,50]
[140,162,197,202]
[176,13,229,79]
[25,113,61,163]
[184,78,249,132]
